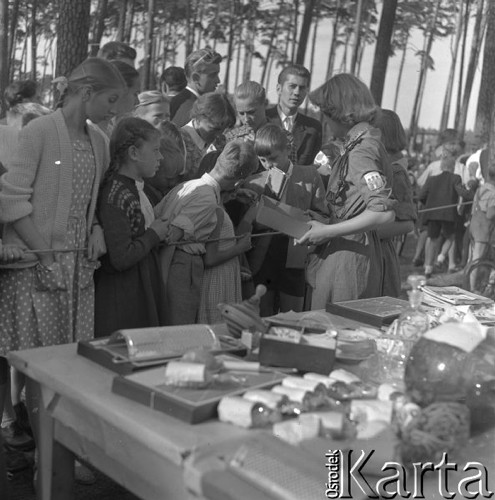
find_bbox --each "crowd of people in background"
[0,39,494,492]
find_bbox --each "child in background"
[198,197,252,324]
[144,120,187,206]
[469,166,495,290]
[181,92,236,181]
[134,90,171,127]
[95,117,169,337]
[0,58,125,479]
[155,139,258,325]
[375,109,416,296]
[245,124,328,315]
[419,149,475,279]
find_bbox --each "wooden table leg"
[26,378,75,500]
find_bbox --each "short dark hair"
[212,139,258,180]
[438,128,459,146]
[254,124,288,157]
[277,64,311,85]
[190,92,236,129]
[160,66,187,92]
[98,41,137,63]
[110,60,140,89]
[184,48,222,79]
[375,109,407,155]
[4,80,37,111]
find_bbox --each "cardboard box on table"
[259,319,336,375]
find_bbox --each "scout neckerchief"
[326,129,367,209]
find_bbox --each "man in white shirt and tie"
[266,64,322,165]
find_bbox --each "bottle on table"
[373,275,429,388]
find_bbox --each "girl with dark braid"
[297,74,397,306]
[94,117,170,337]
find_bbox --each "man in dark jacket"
[266,64,322,165]
[170,48,222,127]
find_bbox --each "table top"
[8,343,256,467]
[9,318,495,500]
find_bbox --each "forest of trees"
[0,0,494,157]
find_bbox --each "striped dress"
[198,207,241,324]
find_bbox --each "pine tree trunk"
[242,4,256,82]
[261,2,283,87]
[234,26,242,89]
[124,0,134,43]
[350,0,364,75]
[439,1,463,132]
[91,0,108,55]
[55,0,91,78]
[454,0,471,129]
[31,0,37,80]
[0,0,8,118]
[474,0,495,145]
[291,0,300,63]
[142,0,155,91]
[393,29,409,112]
[458,0,486,138]
[326,0,341,80]
[296,0,317,65]
[224,0,236,93]
[116,0,127,42]
[408,0,442,150]
[8,0,20,80]
[370,0,398,105]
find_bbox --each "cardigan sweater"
[0,108,109,263]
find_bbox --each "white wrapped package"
[282,376,326,394]
[328,369,361,384]
[164,361,210,387]
[218,396,268,428]
[243,389,286,410]
[273,414,320,445]
[272,385,308,404]
[314,411,344,433]
[350,400,393,425]
[303,372,336,388]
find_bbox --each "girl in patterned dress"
[198,201,251,324]
[95,118,169,336]
[0,58,125,444]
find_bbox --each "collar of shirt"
[200,172,221,204]
[183,120,208,152]
[277,105,297,131]
[186,85,200,98]
[344,122,370,148]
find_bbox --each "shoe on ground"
[5,446,33,473]
[1,422,35,451]
[75,460,96,485]
[412,258,423,267]
[13,401,33,437]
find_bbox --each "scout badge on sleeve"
[363,171,385,191]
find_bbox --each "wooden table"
[8,343,255,500]
[9,317,495,500]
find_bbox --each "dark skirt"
[94,249,165,337]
